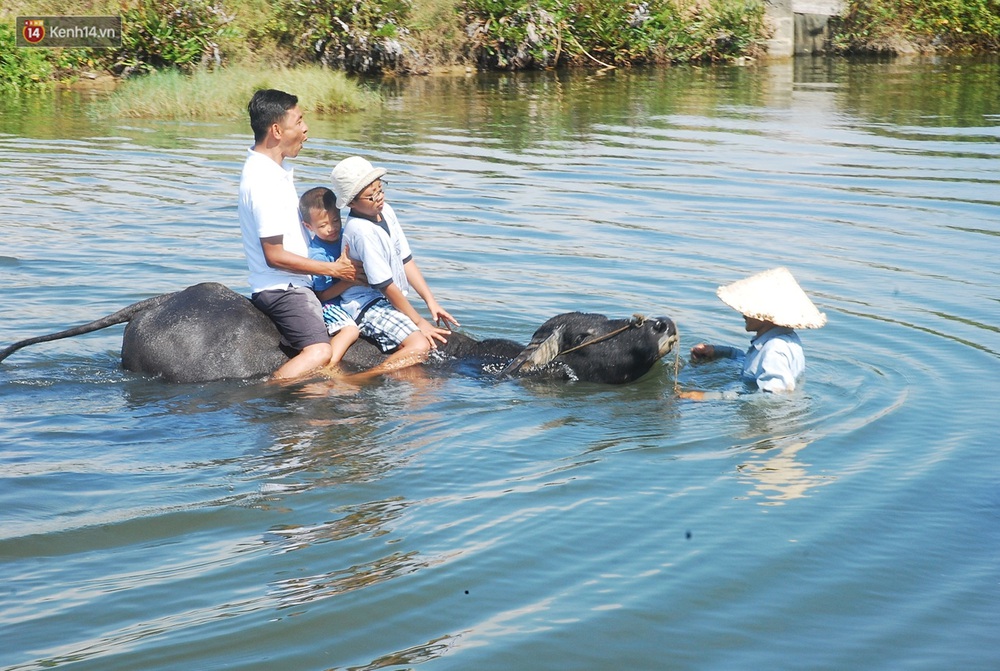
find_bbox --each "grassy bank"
[834,0,1000,54]
[2,0,767,91]
[2,0,998,104]
[95,64,380,119]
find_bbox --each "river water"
[1,56,998,670]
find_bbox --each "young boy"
[679,267,826,400]
[329,156,459,374]
[298,187,361,368]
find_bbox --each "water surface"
[1,57,999,670]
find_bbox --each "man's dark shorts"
[251,285,329,351]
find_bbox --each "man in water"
[679,267,826,400]
[237,89,359,381]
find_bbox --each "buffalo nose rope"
[673,332,682,394]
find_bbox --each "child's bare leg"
[351,331,430,379]
[320,325,361,377]
[270,341,332,381]
[330,325,360,365]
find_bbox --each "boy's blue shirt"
[307,236,342,293]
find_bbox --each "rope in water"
[673,332,682,394]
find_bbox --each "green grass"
[95,64,381,119]
[3,0,998,113]
[0,22,54,93]
[835,0,1000,53]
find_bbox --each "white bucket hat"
[716,267,827,329]
[330,156,387,209]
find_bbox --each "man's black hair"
[247,89,298,144]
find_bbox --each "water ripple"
[2,60,999,670]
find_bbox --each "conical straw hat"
[716,267,827,329]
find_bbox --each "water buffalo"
[0,282,677,384]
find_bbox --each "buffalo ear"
[499,326,564,377]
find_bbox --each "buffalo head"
[500,312,678,384]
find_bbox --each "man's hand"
[676,390,707,401]
[690,343,716,361]
[327,242,364,283]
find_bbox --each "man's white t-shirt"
[237,148,311,293]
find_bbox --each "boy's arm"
[403,259,459,328]
[382,282,450,346]
[314,243,368,302]
[316,280,348,303]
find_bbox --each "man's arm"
[310,242,366,302]
[678,343,743,400]
[261,236,358,282]
[690,343,740,361]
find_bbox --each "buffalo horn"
[499,326,564,377]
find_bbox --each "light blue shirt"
[719,327,805,392]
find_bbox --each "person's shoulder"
[309,235,338,254]
[761,330,803,359]
[343,214,377,235]
[241,149,287,181]
[238,150,257,185]
[381,203,404,226]
[241,148,267,172]
[772,328,802,346]
[306,239,326,261]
